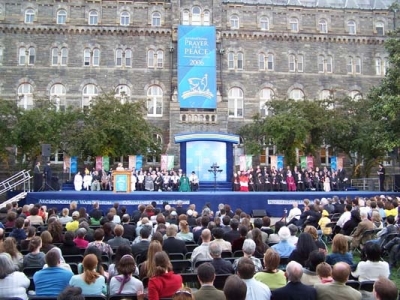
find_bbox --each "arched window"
[51,48,59,66]
[375,58,382,75]
[182,10,190,25]
[260,88,274,117]
[82,84,98,110]
[347,20,356,34]
[355,56,361,74]
[156,50,164,68]
[152,12,161,27]
[228,52,235,69]
[237,52,244,70]
[57,9,67,25]
[88,10,98,25]
[116,49,123,67]
[289,17,299,32]
[349,90,362,100]
[260,17,269,30]
[84,48,91,66]
[319,19,327,33]
[326,55,333,73]
[230,15,239,29]
[25,9,35,24]
[125,49,132,67]
[120,11,130,26]
[147,85,163,116]
[203,10,211,26]
[318,55,325,72]
[319,89,331,100]
[228,87,244,118]
[258,53,265,70]
[18,83,34,110]
[93,48,100,66]
[376,21,384,36]
[148,50,155,67]
[50,84,66,111]
[289,89,304,101]
[267,53,274,71]
[115,85,131,103]
[192,6,201,25]
[347,57,353,73]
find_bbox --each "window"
[51,47,68,66]
[17,83,34,110]
[347,20,356,34]
[19,47,35,65]
[152,12,161,27]
[297,55,303,72]
[82,84,98,110]
[84,48,100,66]
[203,10,211,26]
[319,89,332,100]
[228,52,235,69]
[289,54,302,72]
[0,48,3,65]
[289,89,304,101]
[147,50,163,68]
[25,9,35,24]
[147,133,162,163]
[289,17,298,32]
[347,57,353,73]
[326,55,333,73]
[230,15,239,29]
[116,49,123,67]
[120,11,130,26]
[57,10,67,24]
[147,85,163,116]
[156,50,164,68]
[376,21,384,36]
[319,19,328,33]
[89,10,98,25]
[289,54,295,72]
[228,87,244,118]
[349,90,362,100]
[318,55,333,73]
[355,56,361,74]
[237,52,243,70]
[375,58,382,76]
[258,53,265,70]
[383,57,389,74]
[182,10,190,25]
[50,84,66,111]
[148,50,155,67]
[192,6,201,25]
[260,17,269,31]
[318,55,324,73]
[260,88,274,117]
[115,85,131,103]
[125,49,132,67]
[267,53,274,71]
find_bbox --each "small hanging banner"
[270,155,277,169]
[277,155,284,169]
[300,156,307,169]
[330,156,337,171]
[307,156,314,170]
[63,155,70,172]
[95,156,103,171]
[136,155,143,170]
[70,156,78,173]
[128,155,136,170]
[103,156,110,171]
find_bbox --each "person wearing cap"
[189,171,199,191]
[271,226,295,258]
[66,211,80,232]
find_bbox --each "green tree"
[0,99,18,168]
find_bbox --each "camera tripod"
[38,176,55,191]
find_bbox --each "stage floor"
[22,190,400,217]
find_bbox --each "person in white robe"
[74,172,83,191]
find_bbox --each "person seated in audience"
[57,286,85,300]
[23,236,46,269]
[233,239,263,272]
[0,253,30,300]
[341,209,361,236]
[325,233,353,267]
[66,211,80,232]
[79,221,94,242]
[346,211,375,251]
[9,217,26,244]
[26,206,44,226]
[59,208,73,225]
[287,224,299,245]
[108,244,138,278]
[191,229,213,264]
[176,220,194,243]
[314,262,361,300]
[69,254,107,295]
[107,224,130,249]
[373,276,399,300]
[33,248,74,296]
[87,228,113,257]
[109,254,144,296]
[271,261,317,300]
[139,240,163,279]
[352,242,390,282]
[77,246,106,278]
[254,248,286,291]
[20,226,36,251]
[2,237,23,270]
[193,263,226,300]
[48,218,65,244]
[223,274,247,300]
[73,228,89,249]
[40,230,55,254]
[237,257,271,300]
[43,247,72,271]
[148,251,183,300]
[371,210,383,229]
[288,232,318,267]
[121,214,136,241]
[251,228,269,258]
[303,226,326,251]
[271,226,295,258]
[369,215,398,246]
[208,241,234,274]
[163,224,188,255]
[232,225,249,252]
[267,221,284,244]
[316,262,333,283]
[102,221,115,242]
[287,202,302,225]
[59,231,81,256]
[297,204,321,230]
[301,250,326,286]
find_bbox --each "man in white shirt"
[237,257,271,300]
[336,204,352,229]
[287,202,302,224]
[191,229,213,263]
[189,171,199,191]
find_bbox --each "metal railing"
[0,170,32,196]
[350,177,393,191]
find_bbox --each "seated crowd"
[0,195,399,300]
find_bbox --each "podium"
[113,171,131,193]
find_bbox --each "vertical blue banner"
[277,156,284,170]
[330,156,337,171]
[135,155,143,170]
[178,25,216,109]
[70,156,78,173]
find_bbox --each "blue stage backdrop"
[178,25,216,109]
[186,141,227,182]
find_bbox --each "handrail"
[0,191,27,209]
[0,170,32,196]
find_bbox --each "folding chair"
[171,259,192,273]
[213,274,231,290]
[186,244,198,253]
[346,280,360,290]
[109,295,138,300]
[193,259,212,270]
[233,250,244,257]
[23,267,43,278]
[63,254,84,264]
[360,280,375,292]
[168,253,185,260]
[221,251,233,258]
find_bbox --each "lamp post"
[208,163,223,192]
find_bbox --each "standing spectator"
[148,251,183,300]
[33,249,74,296]
[237,257,271,300]
[271,261,317,300]
[109,254,144,296]
[254,248,286,291]
[223,275,247,300]
[314,262,361,300]
[0,253,30,300]
[377,163,386,191]
[193,263,226,300]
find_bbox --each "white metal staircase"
[0,170,32,208]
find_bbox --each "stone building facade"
[0,0,394,168]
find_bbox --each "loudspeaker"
[252,209,267,218]
[394,174,400,192]
[41,144,51,157]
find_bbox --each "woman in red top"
[148,251,183,300]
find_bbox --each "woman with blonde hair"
[139,240,163,279]
[3,237,23,270]
[40,230,55,253]
[69,254,106,295]
[326,234,354,266]
[254,248,286,291]
[371,210,383,229]
[176,220,194,243]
